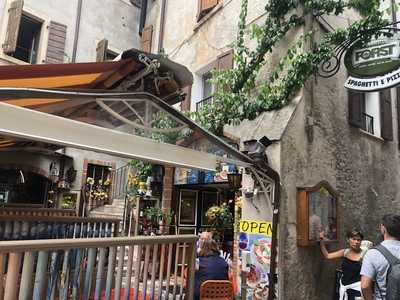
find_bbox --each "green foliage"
[129,160,152,182]
[191,0,387,135]
[206,203,234,231]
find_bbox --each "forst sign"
[344,36,400,91]
[353,42,398,67]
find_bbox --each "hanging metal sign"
[344,35,400,91]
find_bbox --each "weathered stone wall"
[146,1,400,299]
[278,22,400,300]
[0,0,140,65]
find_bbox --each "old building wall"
[279,34,400,300]
[64,148,129,193]
[0,0,140,65]
[146,0,278,108]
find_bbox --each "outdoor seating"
[200,280,234,300]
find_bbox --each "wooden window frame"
[197,0,219,22]
[297,181,339,247]
[348,89,393,141]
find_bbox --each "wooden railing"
[0,216,120,241]
[0,235,197,300]
[0,207,76,217]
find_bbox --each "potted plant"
[205,203,233,242]
[159,211,173,235]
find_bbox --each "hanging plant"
[191,0,387,135]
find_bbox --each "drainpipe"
[157,0,167,53]
[267,171,280,300]
[71,0,83,62]
[391,0,397,23]
[139,0,148,35]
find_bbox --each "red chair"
[200,280,234,300]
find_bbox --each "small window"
[86,164,111,184]
[10,14,42,63]
[197,0,219,21]
[196,72,214,111]
[348,89,393,140]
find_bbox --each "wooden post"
[157,244,166,299]
[149,244,158,300]
[133,245,143,300]
[83,248,97,300]
[164,243,173,299]
[59,250,70,300]
[186,241,197,300]
[19,252,34,300]
[94,248,106,300]
[105,246,116,299]
[172,244,180,298]
[4,252,22,300]
[124,246,134,300]
[114,246,125,300]
[0,254,6,300]
[72,249,83,299]
[142,245,151,299]
[179,243,187,299]
[33,251,49,300]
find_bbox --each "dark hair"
[382,214,400,240]
[346,229,364,240]
[198,239,220,257]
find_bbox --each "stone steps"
[89,198,126,220]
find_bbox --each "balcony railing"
[0,234,197,300]
[0,207,76,217]
[363,113,374,135]
[0,215,120,241]
[196,96,213,112]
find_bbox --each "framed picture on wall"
[297,181,338,246]
[179,190,198,226]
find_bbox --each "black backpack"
[374,244,400,300]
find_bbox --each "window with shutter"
[3,0,24,54]
[348,90,365,129]
[195,50,233,111]
[217,50,234,71]
[96,39,108,62]
[46,21,67,64]
[216,50,233,92]
[380,89,393,141]
[197,0,218,21]
[348,89,393,140]
[141,25,153,53]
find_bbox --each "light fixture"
[16,170,25,184]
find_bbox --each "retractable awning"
[0,87,254,172]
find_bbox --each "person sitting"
[197,231,212,253]
[320,229,371,300]
[194,239,229,300]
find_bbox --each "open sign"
[239,220,272,237]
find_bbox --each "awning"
[0,60,137,108]
[0,48,193,109]
[0,88,256,172]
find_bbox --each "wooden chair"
[200,280,234,300]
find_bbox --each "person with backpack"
[320,229,369,300]
[361,214,400,300]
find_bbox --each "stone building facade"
[144,1,400,299]
[0,0,141,208]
